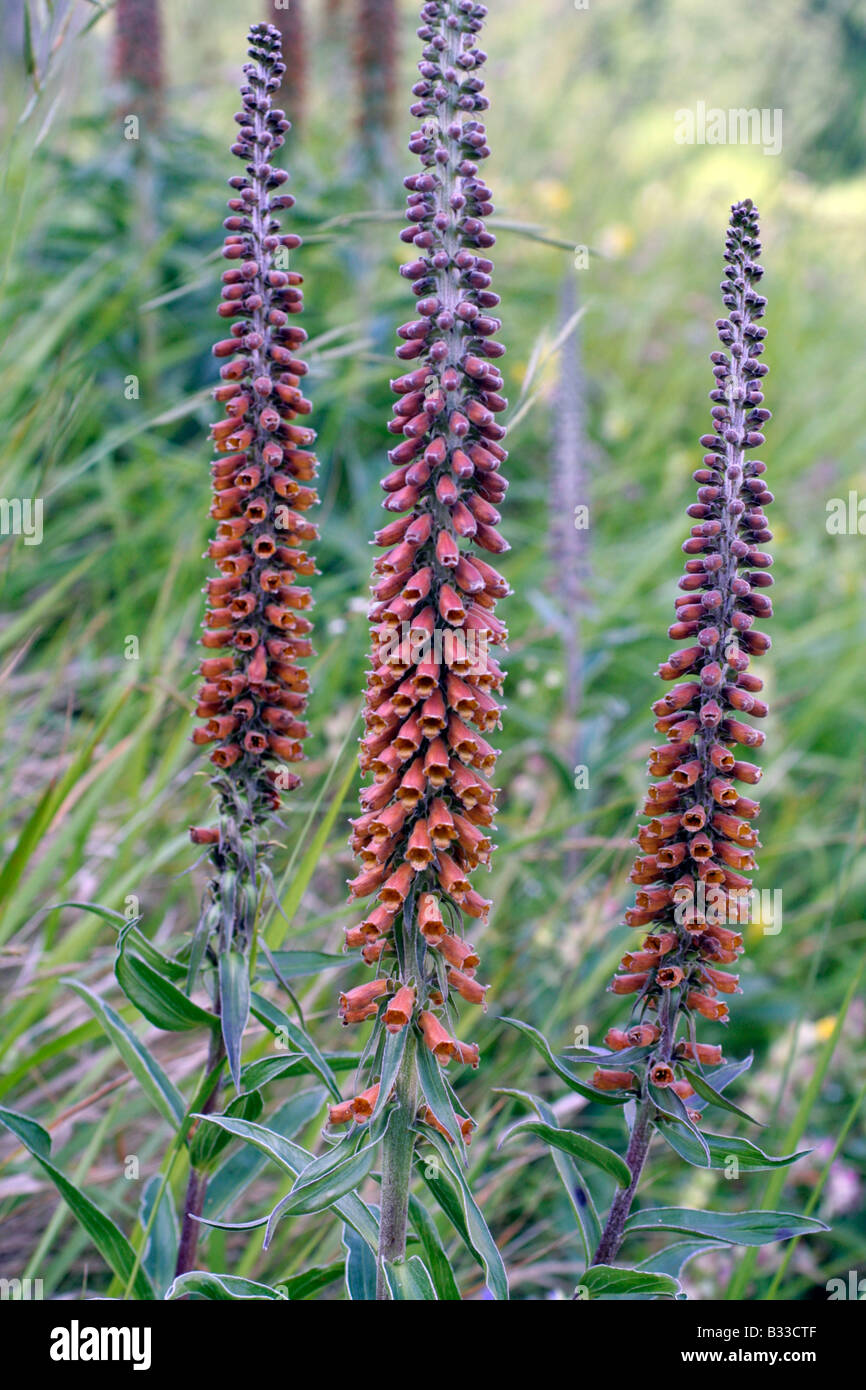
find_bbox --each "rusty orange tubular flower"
[188,22,319,1089]
[587,198,774,1266]
[328,0,507,1296]
[333,0,504,1120]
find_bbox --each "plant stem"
[588,1097,653,1270]
[376,1034,419,1299]
[174,1027,225,1279]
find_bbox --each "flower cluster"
[331,0,506,1132]
[189,22,318,958]
[597,200,772,1112]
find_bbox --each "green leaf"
[383,1255,438,1300]
[500,1018,631,1105]
[415,1030,462,1147]
[204,1091,324,1220]
[264,1139,379,1248]
[656,1121,810,1173]
[624,1206,830,1246]
[166,1271,285,1301]
[193,1114,379,1252]
[0,1106,154,1300]
[139,1175,178,1298]
[566,1044,654,1067]
[239,1052,358,1092]
[495,1089,601,1263]
[575,1265,681,1300]
[343,1221,378,1300]
[0,1104,50,1158]
[271,1133,380,1225]
[189,1090,264,1173]
[266,950,348,979]
[54,906,186,981]
[372,1026,407,1122]
[692,1052,753,1104]
[650,1083,710,1166]
[500,1118,632,1188]
[65,978,184,1126]
[278,1263,345,1301]
[219,949,251,1091]
[116,943,216,1032]
[679,1063,761,1125]
[636,1239,728,1278]
[408,1193,461,1301]
[415,1124,508,1300]
[250,993,341,1101]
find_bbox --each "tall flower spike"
[189,22,319,1089]
[339,0,505,1101]
[593,199,771,1264]
[335,2,505,1295]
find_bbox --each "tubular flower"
[188,22,319,1084]
[606,199,771,1105]
[340,0,505,1139]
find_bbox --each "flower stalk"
[590,198,772,1267]
[330,0,507,1296]
[177,20,319,1277]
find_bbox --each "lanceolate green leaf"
[650,1083,710,1166]
[250,992,341,1101]
[636,1239,729,1279]
[264,1135,380,1246]
[219,949,251,1091]
[500,1118,632,1188]
[371,1026,407,1123]
[0,1106,154,1300]
[343,1222,378,1301]
[679,1063,762,1126]
[575,1264,681,1300]
[279,1264,345,1301]
[189,1090,264,1173]
[138,1175,179,1298]
[500,1018,631,1105]
[415,1030,462,1149]
[415,1123,508,1301]
[65,978,184,1127]
[166,1271,284,1300]
[656,1121,810,1173]
[408,1193,461,1301]
[624,1206,829,1246]
[192,1114,379,1252]
[495,1088,601,1263]
[115,943,216,1032]
[204,1091,325,1220]
[383,1256,438,1300]
[266,950,347,979]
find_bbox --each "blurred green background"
[1,0,864,1300]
